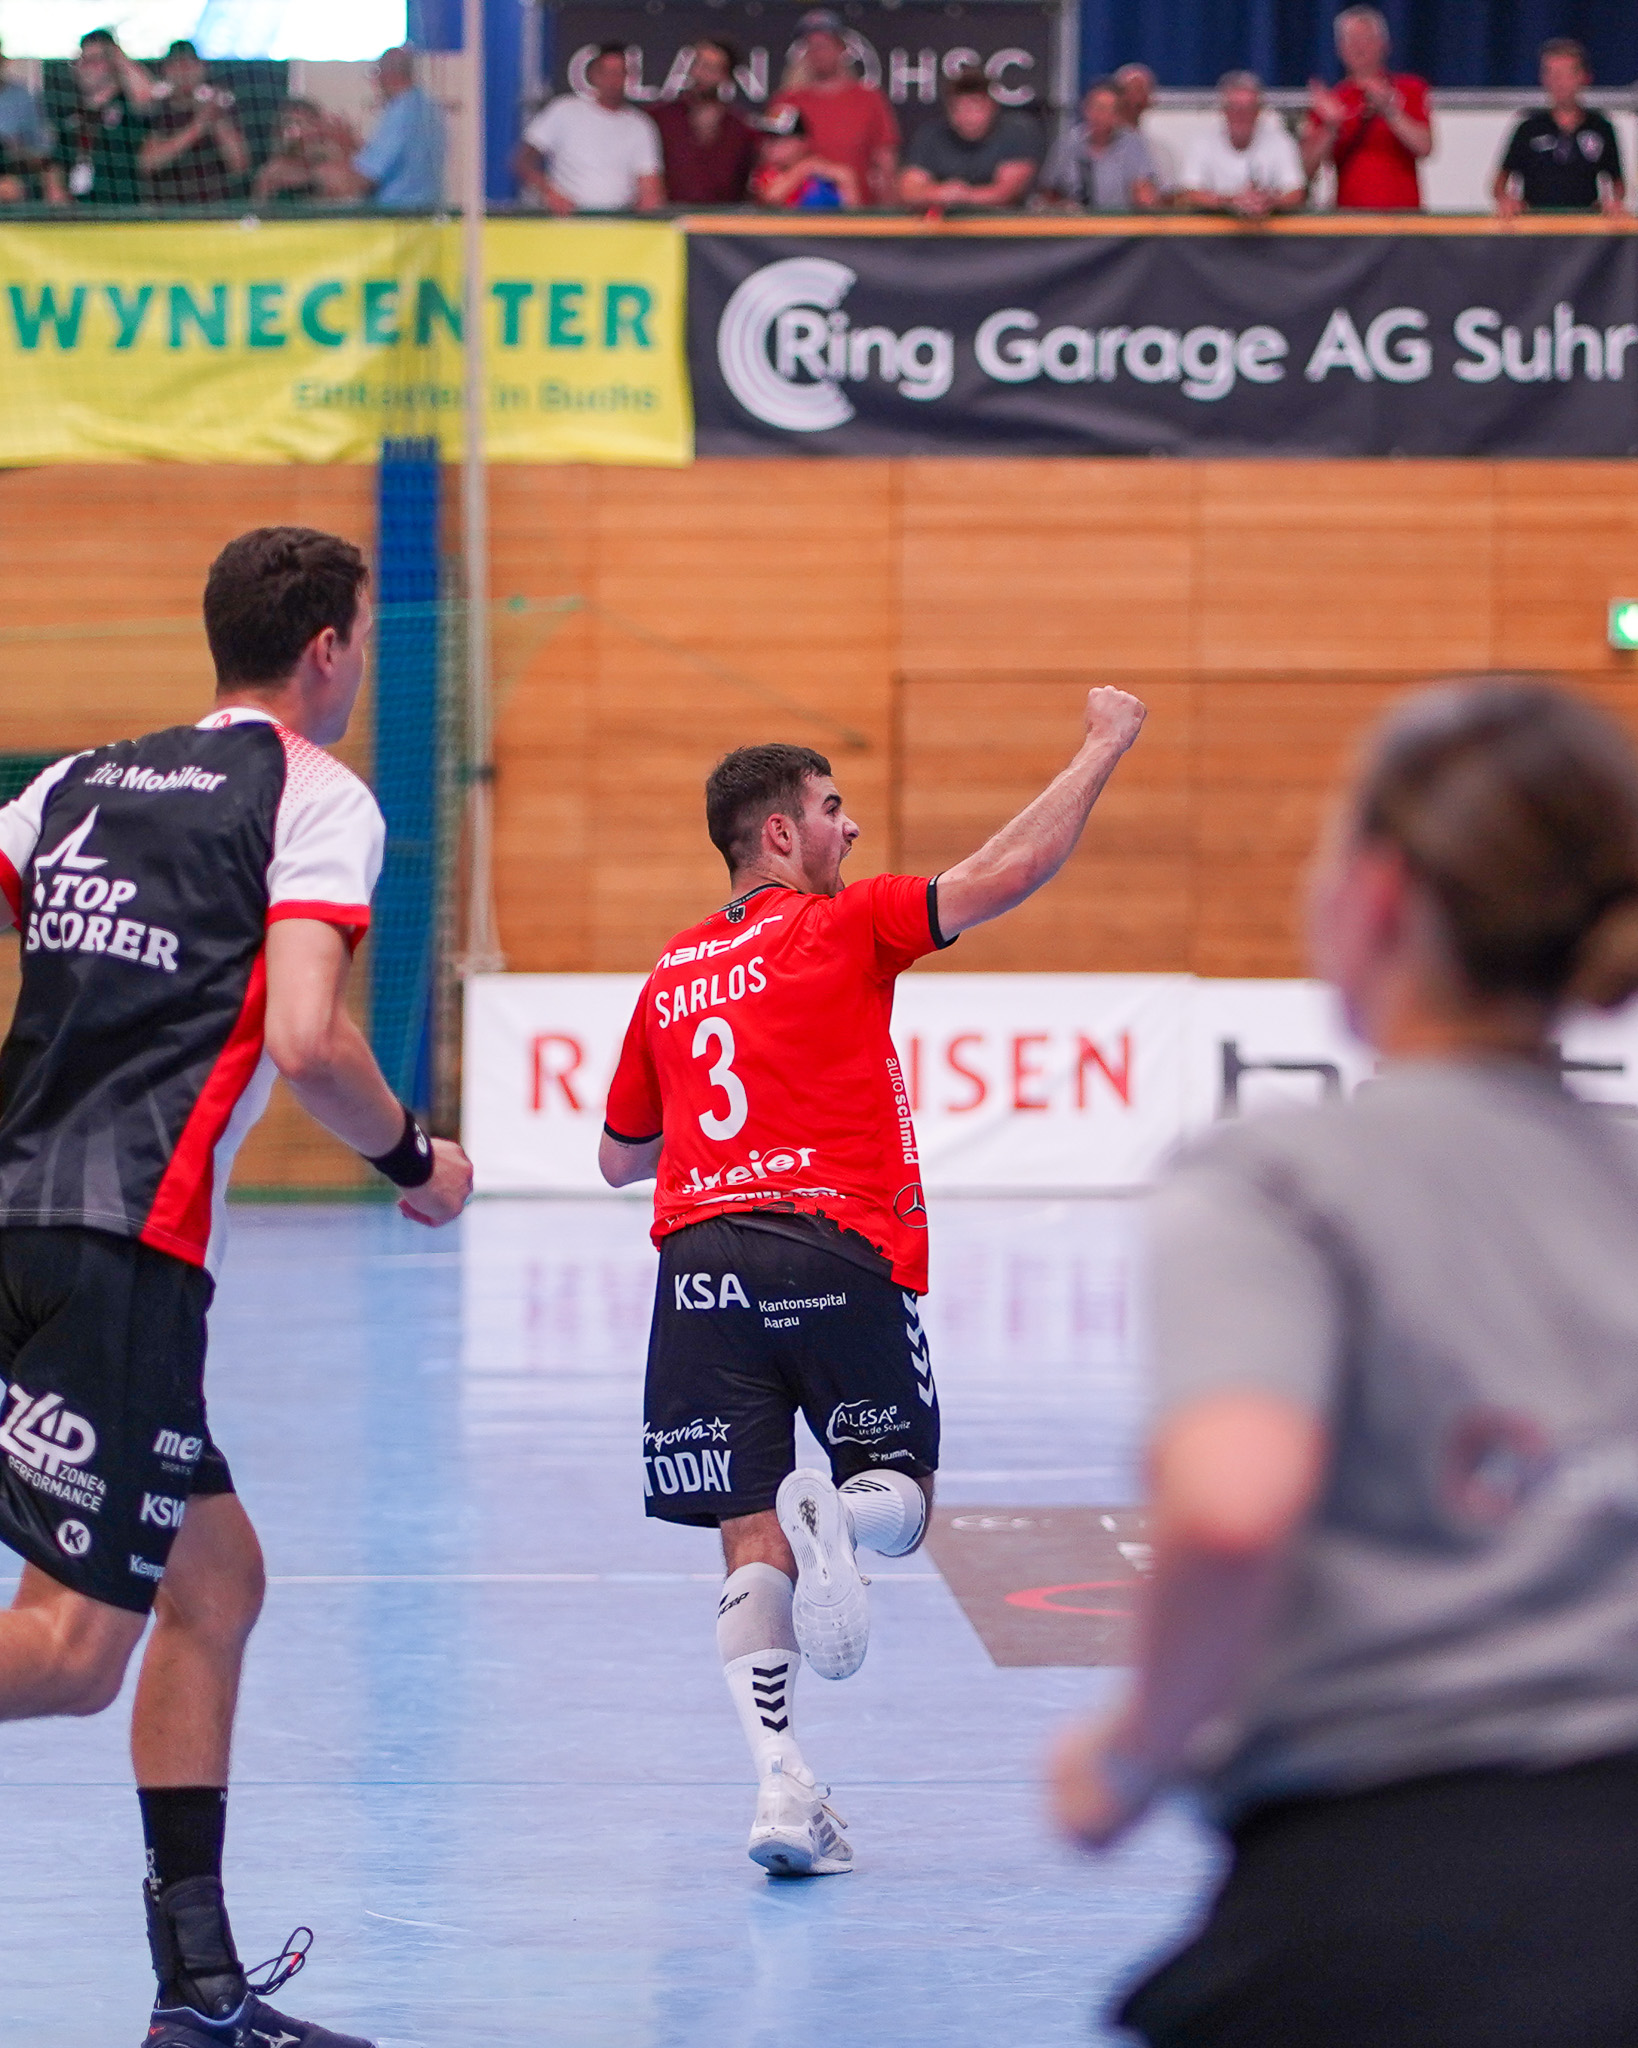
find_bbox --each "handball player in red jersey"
[601,688,1146,1875]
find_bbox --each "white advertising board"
[462,973,1638,1195]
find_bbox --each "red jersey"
[1308,74,1429,209]
[604,874,951,1292]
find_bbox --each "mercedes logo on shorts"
[895,1183,928,1227]
[56,1519,91,1557]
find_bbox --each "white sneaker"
[776,1468,870,1680]
[747,1756,853,1878]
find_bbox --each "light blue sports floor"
[3,1197,1219,2048]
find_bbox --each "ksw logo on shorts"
[139,1493,186,1530]
[826,1399,910,1448]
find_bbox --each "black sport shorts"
[1119,1749,1638,2047]
[642,1214,939,1528]
[0,1226,234,1615]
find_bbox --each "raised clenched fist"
[1083,686,1147,755]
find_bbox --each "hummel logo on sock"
[752,1662,789,1733]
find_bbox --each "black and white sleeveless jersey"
[0,707,383,1276]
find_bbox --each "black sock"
[139,1786,227,1893]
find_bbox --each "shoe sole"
[776,1469,870,1680]
[749,1831,853,1878]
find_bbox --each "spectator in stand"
[59,29,157,205]
[898,68,1039,210]
[0,37,66,203]
[1495,40,1625,217]
[1039,77,1159,211]
[345,45,445,207]
[1181,72,1306,218]
[139,41,249,206]
[1303,6,1432,209]
[750,105,858,209]
[252,98,361,205]
[1114,61,1177,198]
[652,41,758,206]
[770,9,897,208]
[517,43,663,214]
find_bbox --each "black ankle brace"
[145,1874,248,2018]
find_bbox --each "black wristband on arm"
[364,1104,435,1189]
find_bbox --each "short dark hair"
[204,527,369,688]
[1540,36,1589,69]
[594,41,630,63]
[697,37,741,72]
[706,744,833,873]
[79,28,117,50]
[1357,679,1638,1007]
[946,67,992,101]
[167,38,200,59]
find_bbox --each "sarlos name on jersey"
[25,808,180,973]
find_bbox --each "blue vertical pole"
[410,0,526,198]
[372,438,442,1113]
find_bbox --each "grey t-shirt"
[905,111,1040,192]
[1040,123,1155,208]
[1150,1059,1638,1820]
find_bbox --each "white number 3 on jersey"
[692,1015,749,1141]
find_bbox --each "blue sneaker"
[142,1877,374,2048]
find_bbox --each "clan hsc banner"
[0,218,692,466]
[688,229,1638,457]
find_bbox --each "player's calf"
[839,1469,929,1557]
[0,1570,144,1720]
[718,1557,852,1877]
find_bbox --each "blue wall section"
[1081,0,1638,90]
[371,439,442,1113]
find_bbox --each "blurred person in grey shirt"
[1040,77,1158,210]
[1052,678,1638,2046]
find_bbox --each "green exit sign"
[1611,601,1638,650]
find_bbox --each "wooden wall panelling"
[1494,465,1638,673]
[898,673,1195,972]
[573,462,894,969]
[897,460,1199,674]
[1192,464,1498,674]
[489,465,601,971]
[1191,673,1418,976]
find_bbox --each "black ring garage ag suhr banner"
[687,231,1638,457]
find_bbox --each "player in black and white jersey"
[0,528,472,2048]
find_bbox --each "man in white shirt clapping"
[516,41,664,214]
[1181,71,1306,219]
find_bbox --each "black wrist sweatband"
[365,1105,435,1189]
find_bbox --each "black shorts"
[643,1215,940,1528]
[1119,1749,1638,2047]
[0,1226,234,1616]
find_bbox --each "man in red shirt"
[1302,4,1432,209]
[769,6,898,207]
[601,689,1145,1876]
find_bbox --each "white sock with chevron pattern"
[839,1469,928,1556]
[719,1562,806,1777]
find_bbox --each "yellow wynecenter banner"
[0,218,692,465]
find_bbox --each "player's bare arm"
[934,687,1146,939]
[264,919,472,1226]
[598,1129,661,1186]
